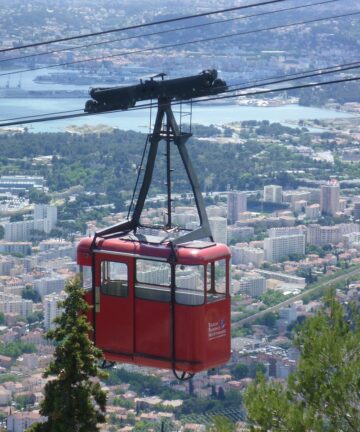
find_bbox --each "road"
[232,266,360,328]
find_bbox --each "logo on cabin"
[208,319,227,341]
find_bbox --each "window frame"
[206,259,228,303]
[80,265,92,291]
[100,260,129,298]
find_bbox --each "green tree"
[244,297,360,431]
[232,363,249,380]
[27,276,107,432]
[10,214,23,222]
[257,312,277,328]
[207,416,236,432]
[29,189,51,204]
[22,285,42,303]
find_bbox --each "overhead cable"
[0,0,291,53]
[1,75,359,128]
[1,9,359,79]
[1,60,360,123]
[0,0,341,65]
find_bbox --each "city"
[0,0,360,431]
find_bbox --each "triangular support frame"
[95,98,213,245]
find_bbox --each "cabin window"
[101,261,128,297]
[136,259,171,302]
[80,266,92,291]
[175,265,205,306]
[207,259,227,302]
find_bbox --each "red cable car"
[77,72,231,378]
[78,236,231,374]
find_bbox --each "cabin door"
[94,254,134,357]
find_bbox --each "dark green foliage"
[248,363,266,378]
[244,297,360,431]
[106,367,184,401]
[26,310,44,324]
[15,394,35,409]
[112,396,134,409]
[260,290,291,307]
[232,363,249,380]
[207,415,236,431]
[181,389,242,415]
[0,340,36,359]
[296,268,318,284]
[232,362,266,380]
[29,189,50,204]
[10,214,23,222]
[27,276,107,432]
[299,81,360,106]
[0,128,331,200]
[0,374,18,384]
[22,285,41,303]
[256,312,277,328]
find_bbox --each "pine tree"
[27,276,107,432]
[244,296,360,431]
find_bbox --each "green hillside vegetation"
[0,125,332,199]
[244,296,360,431]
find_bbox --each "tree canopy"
[27,276,107,432]
[244,296,360,431]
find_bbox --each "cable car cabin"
[77,236,231,373]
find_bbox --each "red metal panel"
[175,305,206,365]
[174,299,231,372]
[95,253,134,356]
[77,237,232,373]
[204,298,231,368]
[135,299,171,359]
[77,237,230,266]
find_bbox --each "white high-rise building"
[306,204,320,220]
[320,181,340,216]
[268,227,305,238]
[137,266,170,285]
[227,226,254,243]
[209,217,227,244]
[231,245,264,267]
[227,191,247,224]
[0,293,33,317]
[3,204,58,241]
[206,205,227,218]
[279,305,298,323]
[34,204,58,228]
[264,185,282,203]
[239,275,266,297]
[264,234,305,262]
[43,292,66,330]
[33,277,66,297]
